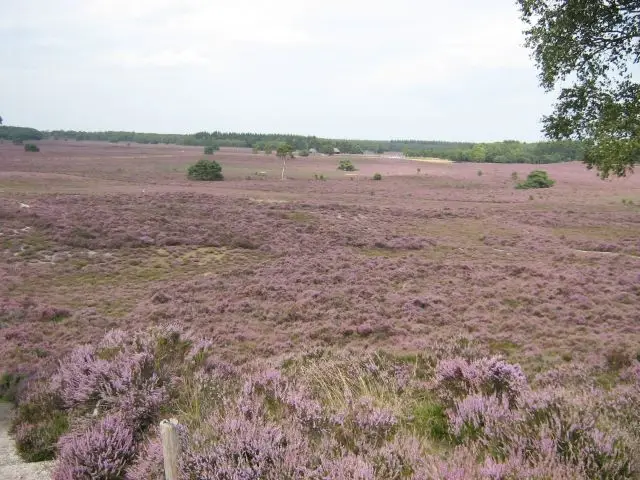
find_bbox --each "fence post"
[160,418,180,480]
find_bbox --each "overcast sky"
[1,0,554,141]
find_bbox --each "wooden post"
[160,418,180,480]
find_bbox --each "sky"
[0,0,555,142]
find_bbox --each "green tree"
[0,116,3,125]
[337,159,356,171]
[203,144,219,155]
[277,143,294,180]
[187,159,223,181]
[516,170,555,189]
[24,143,39,152]
[518,0,640,177]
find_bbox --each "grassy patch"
[407,398,450,443]
[488,339,520,356]
[501,298,521,309]
[285,211,315,223]
[553,225,640,242]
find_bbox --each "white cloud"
[107,49,211,68]
[1,0,551,140]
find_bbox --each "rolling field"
[2,141,640,478]
[1,141,640,374]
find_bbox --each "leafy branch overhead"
[518,0,640,177]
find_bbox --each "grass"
[284,211,315,223]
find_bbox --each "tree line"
[0,126,44,143]
[403,140,585,164]
[0,125,587,165]
[38,130,585,164]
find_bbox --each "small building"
[309,148,318,154]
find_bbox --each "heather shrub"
[434,356,527,407]
[187,158,223,181]
[373,172,382,180]
[10,327,640,478]
[517,169,555,189]
[54,414,136,480]
[13,324,208,464]
[125,436,164,480]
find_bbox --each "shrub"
[434,356,527,407]
[54,414,136,480]
[511,171,519,181]
[337,159,356,171]
[14,412,69,462]
[24,143,39,152]
[477,169,483,176]
[0,372,24,401]
[373,173,382,181]
[12,388,69,462]
[298,149,310,157]
[187,159,223,181]
[517,170,555,189]
[203,144,218,155]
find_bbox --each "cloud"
[107,49,211,68]
[0,0,551,140]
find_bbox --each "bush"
[338,159,356,171]
[14,411,69,462]
[373,173,382,180]
[477,169,483,176]
[12,390,69,462]
[298,149,310,157]
[516,170,555,189]
[0,372,24,401]
[24,143,40,152]
[187,159,223,181]
[54,414,136,479]
[203,144,219,155]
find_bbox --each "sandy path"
[0,402,53,480]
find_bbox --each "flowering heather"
[434,356,527,406]
[3,143,640,477]
[448,394,519,439]
[125,436,164,480]
[53,414,136,480]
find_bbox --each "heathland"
[2,140,640,479]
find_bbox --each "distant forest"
[1,126,585,164]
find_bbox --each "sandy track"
[0,402,53,480]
